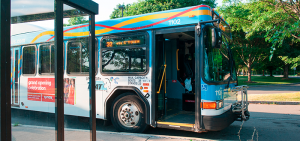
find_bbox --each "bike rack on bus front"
[231,85,250,121]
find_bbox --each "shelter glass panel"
[11,0,55,140]
[63,4,90,140]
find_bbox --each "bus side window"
[67,38,90,74]
[39,43,55,74]
[67,41,81,73]
[23,46,36,75]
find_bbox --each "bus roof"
[11,5,230,46]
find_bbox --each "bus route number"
[169,19,180,25]
[106,42,113,47]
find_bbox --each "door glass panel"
[155,35,165,120]
[14,50,19,104]
[11,50,15,104]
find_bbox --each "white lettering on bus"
[44,96,53,100]
[168,19,180,25]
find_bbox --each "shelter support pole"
[0,0,12,140]
[89,15,96,141]
[55,0,64,141]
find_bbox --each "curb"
[248,101,300,105]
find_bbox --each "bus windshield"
[203,28,237,82]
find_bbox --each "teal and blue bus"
[11,5,249,133]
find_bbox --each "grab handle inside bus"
[157,64,167,94]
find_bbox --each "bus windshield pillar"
[194,25,204,132]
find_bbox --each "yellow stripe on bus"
[31,31,54,43]
[31,10,211,43]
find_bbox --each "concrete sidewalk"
[12,125,218,141]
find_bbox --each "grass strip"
[238,76,300,86]
[238,92,300,102]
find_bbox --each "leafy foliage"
[64,16,88,27]
[218,2,270,81]
[218,0,300,80]
[110,0,216,19]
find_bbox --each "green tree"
[110,0,216,19]
[64,16,88,27]
[220,0,300,78]
[218,2,270,82]
[219,0,300,80]
[277,40,300,78]
[247,0,300,77]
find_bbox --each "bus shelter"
[0,0,98,140]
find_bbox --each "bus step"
[156,121,194,131]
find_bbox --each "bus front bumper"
[202,109,238,131]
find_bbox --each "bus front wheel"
[111,93,148,133]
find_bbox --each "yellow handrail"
[157,64,167,94]
[176,49,180,71]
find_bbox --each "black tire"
[110,93,148,133]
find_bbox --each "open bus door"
[11,47,21,107]
[153,23,227,132]
[154,26,197,131]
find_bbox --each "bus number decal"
[168,19,180,25]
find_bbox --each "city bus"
[11,5,249,133]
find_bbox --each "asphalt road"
[12,104,300,141]
[247,83,300,94]
[142,104,300,141]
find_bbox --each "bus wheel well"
[105,88,149,124]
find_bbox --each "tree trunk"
[242,68,245,76]
[247,64,252,82]
[262,70,265,76]
[269,69,273,77]
[284,64,289,78]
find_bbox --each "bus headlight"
[216,100,224,109]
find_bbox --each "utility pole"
[118,5,125,17]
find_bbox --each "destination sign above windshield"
[102,35,145,48]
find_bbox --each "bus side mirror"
[212,28,222,48]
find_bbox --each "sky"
[92,0,223,21]
[13,0,223,33]
[28,0,140,29]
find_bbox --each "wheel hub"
[118,102,140,127]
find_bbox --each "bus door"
[155,34,166,119]
[11,47,21,106]
[154,26,196,131]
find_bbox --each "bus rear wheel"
[111,93,148,133]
